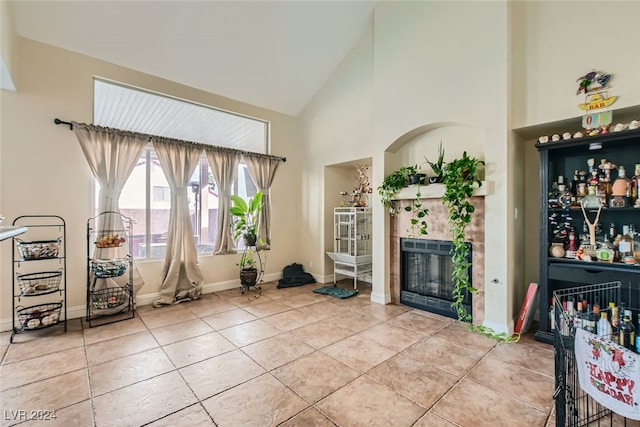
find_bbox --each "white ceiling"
[10,0,375,116]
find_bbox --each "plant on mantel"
[378,165,430,236]
[377,165,417,216]
[441,152,515,342]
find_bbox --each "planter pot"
[243,233,257,247]
[428,176,443,184]
[240,268,258,286]
[408,174,426,185]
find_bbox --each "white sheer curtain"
[244,154,282,248]
[152,137,204,306]
[72,122,147,296]
[205,147,242,254]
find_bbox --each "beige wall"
[0,38,302,329]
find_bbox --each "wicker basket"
[16,302,63,330]
[16,269,62,295]
[91,258,128,278]
[16,238,61,260]
[95,232,126,248]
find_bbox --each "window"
[93,79,268,259]
[152,186,171,202]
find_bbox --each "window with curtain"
[93,79,268,260]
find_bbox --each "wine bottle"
[583,304,597,334]
[620,310,636,350]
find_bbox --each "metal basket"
[15,238,61,260]
[553,281,635,426]
[16,302,63,330]
[91,258,128,278]
[90,286,131,311]
[16,269,62,295]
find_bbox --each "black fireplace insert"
[400,238,472,321]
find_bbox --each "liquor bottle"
[619,225,635,264]
[583,304,597,334]
[571,170,579,198]
[610,166,631,207]
[632,224,640,262]
[565,230,578,259]
[549,298,555,331]
[611,302,620,341]
[620,310,636,350]
[557,182,573,209]
[596,235,615,263]
[631,163,640,205]
[597,311,613,338]
[574,300,584,330]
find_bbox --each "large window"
[93,79,267,259]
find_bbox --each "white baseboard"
[1,273,284,333]
[370,291,389,305]
[482,318,514,335]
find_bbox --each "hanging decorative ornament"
[576,69,617,132]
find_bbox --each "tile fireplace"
[390,194,485,325]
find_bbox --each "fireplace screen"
[400,238,472,320]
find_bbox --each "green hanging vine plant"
[441,151,484,323]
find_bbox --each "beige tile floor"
[1,281,558,427]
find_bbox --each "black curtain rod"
[54,118,73,130]
[53,118,286,162]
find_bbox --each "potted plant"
[238,248,259,288]
[230,191,263,246]
[424,141,446,183]
[441,151,484,323]
[378,165,417,215]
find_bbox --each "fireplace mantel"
[393,181,490,200]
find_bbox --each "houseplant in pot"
[424,141,446,183]
[378,165,417,215]
[230,191,263,246]
[230,191,264,292]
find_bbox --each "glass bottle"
[631,163,640,206]
[619,225,635,264]
[583,304,597,334]
[610,302,620,341]
[596,235,615,263]
[598,311,613,338]
[620,310,636,350]
[610,165,631,207]
[632,224,640,262]
[571,170,579,197]
[557,182,573,209]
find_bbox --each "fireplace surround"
[390,192,485,325]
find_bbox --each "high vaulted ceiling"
[9,0,375,116]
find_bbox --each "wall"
[298,19,374,281]
[512,1,640,129]
[0,37,302,329]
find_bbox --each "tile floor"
[1,281,558,427]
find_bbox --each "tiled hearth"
[390,193,485,325]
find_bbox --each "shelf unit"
[326,207,372,289]
[535,129,640,344]
[86,211,134,328]
[11,215,67,343]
